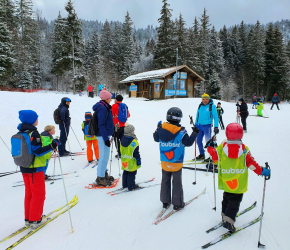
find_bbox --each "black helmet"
[166,107,183,123]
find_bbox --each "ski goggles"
[66,98,71,102]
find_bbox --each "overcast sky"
[33,0,289,29]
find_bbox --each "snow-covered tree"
[221,76,238,102]
[207,70,221,99]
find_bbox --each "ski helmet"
[225,123,243,140]
[166,107,183,123]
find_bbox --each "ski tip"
[111,193,116,196]
[151,177,155,181]
[253,201,257,206]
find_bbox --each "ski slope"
[0,90,288,250]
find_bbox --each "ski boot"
[30,216,50,230]
[222,221,236,232]
[173,202,185,211]
[105,171,114,181]
[194,154,205,161]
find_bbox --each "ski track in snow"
[0,91,288,250]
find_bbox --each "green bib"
[120,139,141,172]
[217,143,249,194]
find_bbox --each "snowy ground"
[0,90,288,250]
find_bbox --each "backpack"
[87,107,109,136]
[118,103,128,123]
[11,132,35,168]
[83,121,93,138]
[53,108,61,124]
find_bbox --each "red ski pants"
[22,172,46,222]
[86,139,99,162]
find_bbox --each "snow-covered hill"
[0,91,288,250]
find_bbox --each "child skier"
[41,125,56,178]
[82,112,99,163]
[120,123,141,190]
[79,90,82,97]
[257,99,263,117]
[153,107,199,210]
[216,102,225,130]
[13,110,59,229]
[206,123,270,232]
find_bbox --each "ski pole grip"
[265,162,271,180]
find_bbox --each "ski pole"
[57,147,74,233]
[50,152,57,185]
[0,136,11,152]
[109,137,114,176]
[189,115,197,185]
[70,126,84,150]
[212,158,216,211]
[258,162,271,248]
[114,137,121,176]
[63,122,74,160]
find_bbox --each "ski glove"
[191,126,200,136]
[261,167,270,177]
[157,121,162,128]
[214,127,219,134]
[51,139,60,150]
[105,140,111,147]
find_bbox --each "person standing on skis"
[216,102,225,130]
[236,98,248,132]
[207,123,270,232]
[195,93,219,161]
[270,94,280,110]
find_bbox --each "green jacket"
[121,139,141,172]
[216,143,249,194]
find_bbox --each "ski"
[5,196,78,250]
[107,178,155,194]
[85,178,120,189]
[0,195,77,244]
[51,152,86,158]
[248,115,269,118]
[111,183,160,196]
[183,166,218,173]
[183,161,208,165]
[206,201,257,233]
[83,160,98,169]
[154,203,171,223]
[91,161,99,168]
[154,188,206,225]
[201,214,262,249]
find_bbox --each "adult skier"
[207,123,270,232]
[153,107,199,210]
[236,98,248,132]
[58,97,71,156]
[195,93,219,160]
[270,94,280,110]
[98,83,104,96]
[87,84,94,98]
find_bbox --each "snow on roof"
[119,67,176,84]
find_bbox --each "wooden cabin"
[119,65,204,100]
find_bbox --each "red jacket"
[112,101,130,127]
[207,141,263,175]
[87,86,93,92]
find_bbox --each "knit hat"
[239,98,244,102]
[19,110,38,125]
[202,93,210,99]
[124,123,135,134]
[274,94,277,96]
[116,94,123,102]
[99,90,112,100]
[85,111,92,120]
[44,125,55,132]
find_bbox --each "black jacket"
[58,98,71,125]
[237,99,248,114]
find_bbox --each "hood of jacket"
[222,140,246,159]
[58,102,69,109]
[92,100,112,112]
[121,136,135,147]
[17,123,37,132]
[157,122,182,143]
[41,131,52,138]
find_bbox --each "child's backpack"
[11,132,35,167]
[84,121,93,138]
[118,103,128,123]
[53,108,61,124]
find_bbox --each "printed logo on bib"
[164,151,174,160]
[160,142,180,147]
[131,142,136,147]
[226,179,238,190]
[221,168,245,174]
[122,162,128,169]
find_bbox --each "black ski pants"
[122,170,137,190]
[222,192,243,221]
[160,169,184,206]
[240,112,248,131]
[219,116,225,130]
[114,127,124,158]
[270,103,280,110]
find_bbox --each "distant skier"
[195,93,219,161]
[207,123,270,232]
[252,95,257,109]
[270,94,280,110]
[216,102,225,130]
[257,99,263,117]
[78,90,82,97]
[236,98,248,132]
[87,84,94,98]
[120,123,141,191]
[153,107,199,210]
[13,110,59,229]
[98,83,104,96]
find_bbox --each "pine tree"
[100,20,113,60]
[155,0,175,69]
[286,40,290,59]
[0,0,17,31]
[0,21,14,84]
[175,13,186,64]
[207,70,221,99]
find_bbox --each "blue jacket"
[195,99,219,127]
[58,98,70,126]
[121,136,141,165]
[272,96,279,103]
[98,84,103,91]
[92,100,114,142]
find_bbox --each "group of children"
[13,94,270,234]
